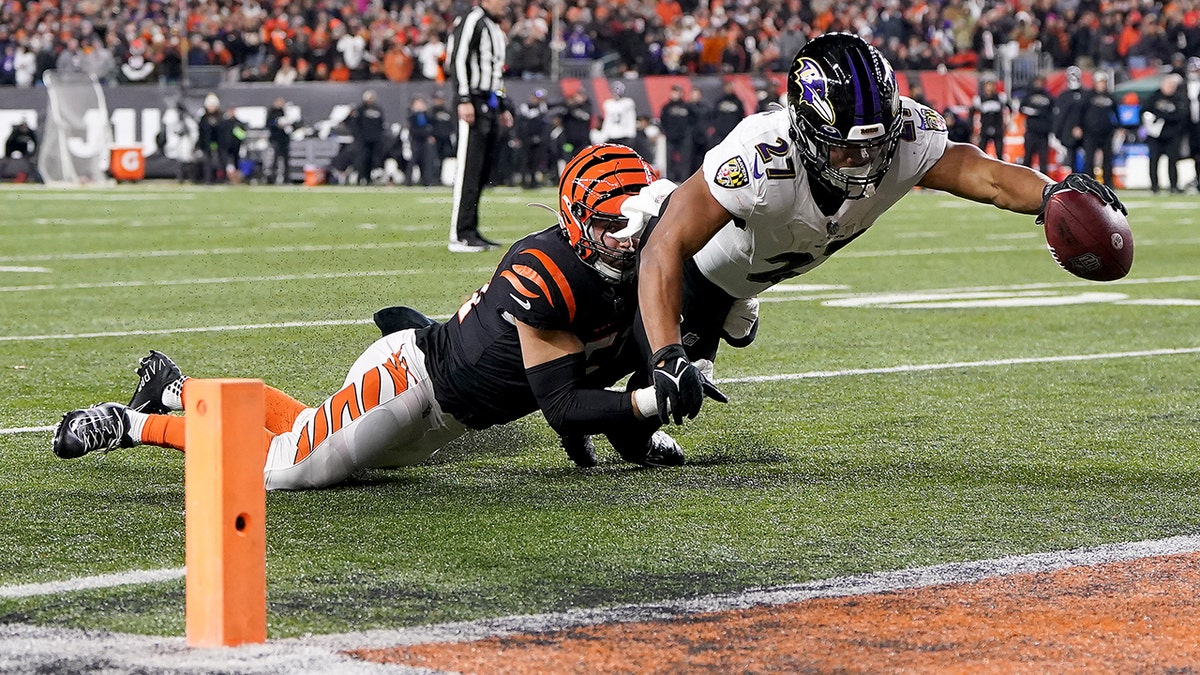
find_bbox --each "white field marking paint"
[0,192,196,201]
[1120,298,1200,306]
[31,218,123,226]
[759,274,1200,303]
[824,290,1129,309]
[0,266,50,273]
[0,314,456,343]
[0,240,443,263]
[307,534,1200,649]
[835,237,1200,260]
[0,319,374,343]
[717,347,1200,385]
[0,535,1196,675]
[2,344,1195,436]
[0,425,53,435]
[767,283,851,292]
[0,568,186,599]
[0,269,490,294]
[985,231,1041,240]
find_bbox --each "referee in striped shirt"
[447,0,512,253]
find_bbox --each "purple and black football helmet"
[786,33,902,199]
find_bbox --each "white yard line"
[2,236,1197,265]
[0,241,439,263]
[4,345,1196,435]
[719,347,1200,384]
[0,319,377,343]
[0,568,185,599]
[308,533,1200,650]
[0,425,53,435]
[0,534,1196,675]
[759,273,1200,303]
[0,269,455,294]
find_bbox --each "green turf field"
[1,184,1197,638]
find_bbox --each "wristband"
[632,387,659,419]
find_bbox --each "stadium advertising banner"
[0,71,982,180]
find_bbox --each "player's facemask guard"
[788,105,901,200]
[563,200,638,283]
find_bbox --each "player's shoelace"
[69,405,127,453]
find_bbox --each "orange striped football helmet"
[557,143,658,283]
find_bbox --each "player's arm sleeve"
[701,142,763,221]
[526,352,636,436]
[901,103,950,181]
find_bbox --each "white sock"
[163,376,188,411]
[125,408,148,445]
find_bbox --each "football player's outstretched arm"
[918,141,1052,215]
[637,171,735,354]
[516,321,658,436]
[636,171,734,425]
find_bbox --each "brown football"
[1041,189,1133,281]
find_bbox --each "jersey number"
[746,230,869,285]
[746,251,815,285]
[754,138,797,179]
[456,282,488,323]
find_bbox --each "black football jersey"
[416,226,639,429]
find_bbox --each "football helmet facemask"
[557,144,658,283]
[786,33,902,200]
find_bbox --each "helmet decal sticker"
[792,57,836,126]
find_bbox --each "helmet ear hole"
[570,202,587,220]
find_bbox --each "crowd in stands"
[4,0,1200,88]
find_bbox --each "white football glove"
[613,178,679,241]
[722,297,759,340]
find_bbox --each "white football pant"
[263,329,465,490]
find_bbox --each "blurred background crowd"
[3,0,1200,87]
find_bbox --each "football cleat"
[128,350,183,414]
[560,434,598,468]
[52,403,134,459]
[610,429,685,467]
[641,430,686,467]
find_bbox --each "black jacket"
[1018,86,1054,136]
[350,102,386,143]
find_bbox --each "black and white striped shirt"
[448,6,507,106]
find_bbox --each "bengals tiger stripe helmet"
[558,143,658,283]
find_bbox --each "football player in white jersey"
[631,32,1127,424]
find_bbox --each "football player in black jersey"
[52,145,724,489]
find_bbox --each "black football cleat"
[52,403,134,459]
[127,350,182,414]
[610,429,685,467]
[560,434,598,468]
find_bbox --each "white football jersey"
[600,96,638,141]
[696,98,949,298]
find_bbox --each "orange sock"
[181,380,305,435]
[141,414,275,458]
[142,414,187,451]
[264,385,307,434]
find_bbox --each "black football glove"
[649,344,727,425]
[1036,172,1127,225]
